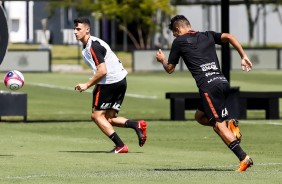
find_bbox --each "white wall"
[176,4,282,45]
[5,1,33,43]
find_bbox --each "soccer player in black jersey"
[156,15,253,171]
[73,17,147,153]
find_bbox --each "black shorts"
[92,77,127,112]
[198,83,230,122]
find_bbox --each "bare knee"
[195,110,211,126]
[106,117,114,124]
[91,112,105,125]
[105,110,117,124]
[91,113,98,124]
[194,110,202,123]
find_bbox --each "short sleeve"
[208,31,223,45]
[90,41,107,65]
[168,40,181,65]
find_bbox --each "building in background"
[4,1,33,43]
[1,1,282,49]
[2,1,78,45]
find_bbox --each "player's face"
[74,23,90,42]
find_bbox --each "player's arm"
[221,33,252,72]
[156,49,175,74]
[87,63,107,87]
[75,63,107,92]
[75,42,107,92]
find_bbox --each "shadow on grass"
[0,119,172,123]
[59,150,143,154]
[0,155,14,157]
[150,167,234,172]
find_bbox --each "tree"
[243,0,264,45]
[274,0,282,24]
[243,0,281,46]
[48,0,175,49]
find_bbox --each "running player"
[156,15,253,171]
[74,17,147,153]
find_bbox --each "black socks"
[125,120,138,129]
[228,140,247,161]
[109,132,124,147]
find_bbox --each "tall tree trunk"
[119,24,141,49]
[137,27,145,49]
[275,5,282,24]
[244,0,262,46]
[146,30,152,49]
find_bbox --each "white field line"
[2,162,282,180]
[28,82,158,99]
[240,121,282,126]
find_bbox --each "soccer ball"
[4,70,25,90]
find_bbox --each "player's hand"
[75,83,88,92]
[156,49,165,63]
[241,56,252,72]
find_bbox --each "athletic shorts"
[92,77,127,112]
[197,83,230,123]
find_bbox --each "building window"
[11,19,19,32]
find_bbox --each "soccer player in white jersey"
[73,17,147,153]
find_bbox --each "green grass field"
[0,71,282,183]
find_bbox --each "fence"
[132,48,282,72]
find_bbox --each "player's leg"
[201,84,253,171]
[92,84,128,153]
[226,119,242,143]
[91,109,128,153]
[195,109,213,126]
[213,120,237,145]
[111,77,147,147]
[195,108,242,141]
[195,111,241,139]
[213,120,253,172]
[105,109,147,147]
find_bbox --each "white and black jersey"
[82,36,128,84]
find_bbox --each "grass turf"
[0,71,282,183]
[0,121,282,184]
[1,71,282,121]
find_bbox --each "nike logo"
[115,146,125,153]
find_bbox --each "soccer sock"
[228,140,247,161]
[109,132,124,147]
[125,120,138,129]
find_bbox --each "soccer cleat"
[110,144,128,154]
[227,119,242,143]
[136,120,147,147]
[236,155,253,172]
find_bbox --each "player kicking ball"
[156,15,253,171]
[73,17,147,153]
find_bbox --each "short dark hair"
[73,17,90,27]
[168,15,191,31]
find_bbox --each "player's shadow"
[0,154,14,157]
[150,167,234,172]
[59,150,143,154]
[59,150,109,154]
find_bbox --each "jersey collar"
[186,30,198,34]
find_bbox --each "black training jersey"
[168,31,228,89]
